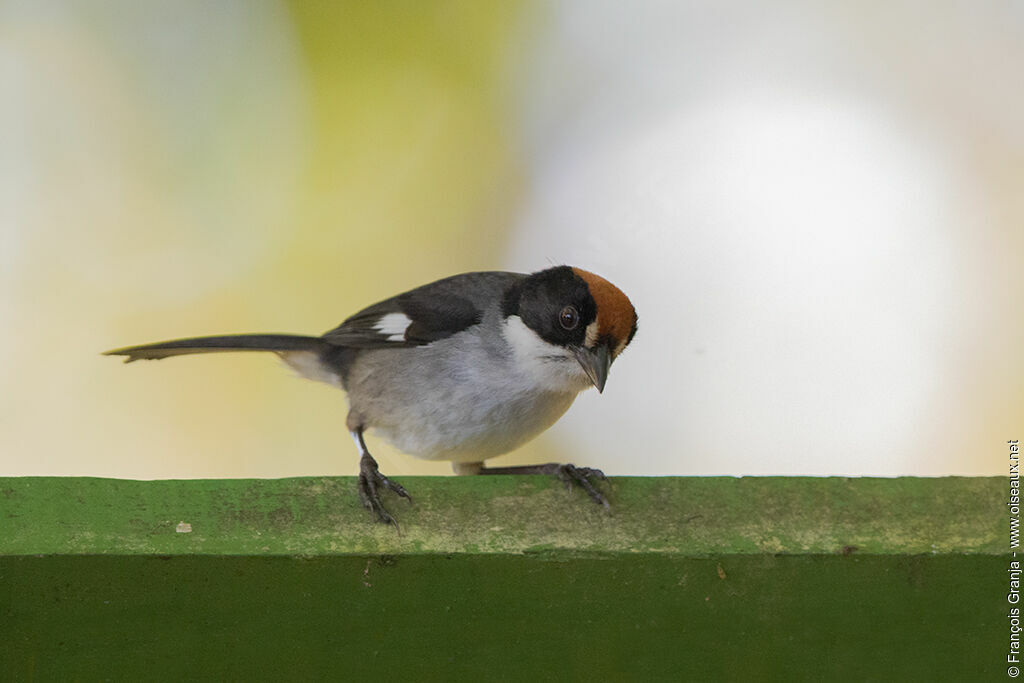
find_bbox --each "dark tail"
[103,334,332,363]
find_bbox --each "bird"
[105,265,637,526]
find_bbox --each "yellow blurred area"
[0,1,535,478]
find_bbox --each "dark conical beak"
[573,344,612,393]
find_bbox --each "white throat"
[502,316,593,394]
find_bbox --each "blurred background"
[1,0,1020,479]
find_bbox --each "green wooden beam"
[0,476,1009,679]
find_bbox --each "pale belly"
[369,389,578,463]
[338,328,589,464]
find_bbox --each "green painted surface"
[0,476,1010,680]
[0,476,1004,556]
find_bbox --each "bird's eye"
[559,305,579,330]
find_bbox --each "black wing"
[321,271,524,349]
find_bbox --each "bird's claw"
[556,464,610,509]
[357,455,411,527]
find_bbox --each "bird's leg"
[473,462,610,509]
[350,428,411,527]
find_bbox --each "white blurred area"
[0,1,308,305]
[506,1,1024,475]
[0,2,311,475]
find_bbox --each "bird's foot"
[555,464,610,509]
[357,454,411,527]
[476,462,610,509]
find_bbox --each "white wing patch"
[373,312,412,342]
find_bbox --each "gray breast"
[342,314,579,462]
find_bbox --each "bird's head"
[502,266,637,393]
